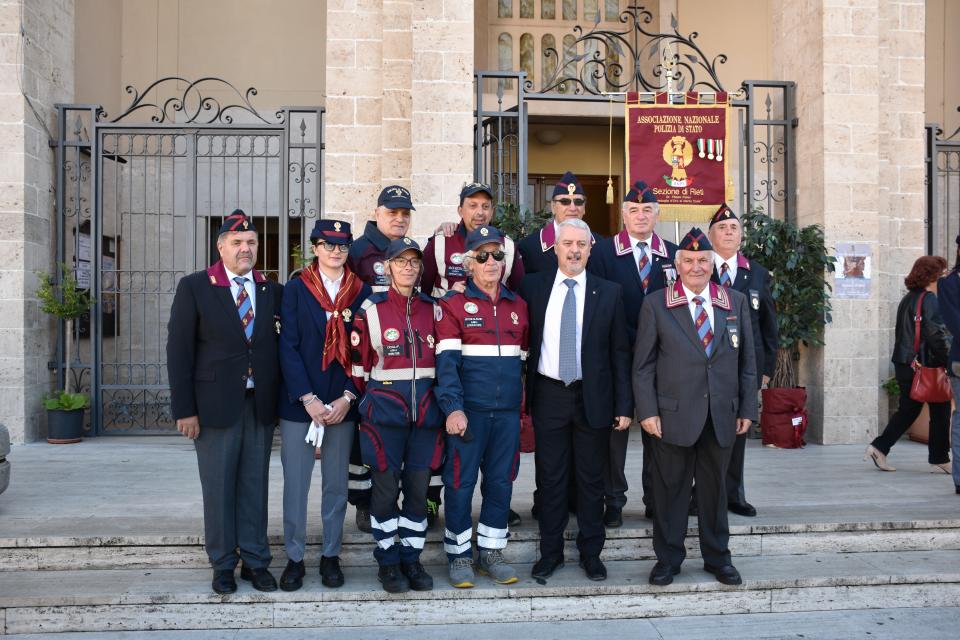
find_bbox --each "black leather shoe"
[401,561,434,591]
[508,509,522,527]
[319,555,345,588]
[579,555,607,581]
[531,504,539,520]
[212,569,237,594]
[531,555,564,580]
[378,564,411,593]
[603,505,623,528]
[279,559,305,592]
[704,563,742,585]
[955,484,959,495]
[728,501,757,517]
[648,561,680,586]
[644,505,655,519]
[239,566,277,592]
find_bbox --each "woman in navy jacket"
[937,238,960,495]
[277,220,371,591]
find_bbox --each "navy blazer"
[711,254,779,384]
[277,275,372,422]
[936,270,960,376]
[588,230,678,346]
[519,267,633,426]
[518,222,602,274]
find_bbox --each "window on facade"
[560,34,577,92]
[605,0,620,21]
[563,0,576,20]
[498,0,512,19]
[542,34,557,87]
[542,0,556,19]
[520,0,534,19]
[520,33,534,82]
[499,32,514,87]
[584,0,599,21]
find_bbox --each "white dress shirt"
[224,265,257,388]
[714,252,738,284]
[320,269,343,320]
[629,233,653,271]
[538,268,587,381]
[682,283,714,330]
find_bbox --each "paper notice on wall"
[834,242,871,299]
[75,259,90,289]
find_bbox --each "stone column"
[324,0,474,238]
[772,0,924,444]
[0,0,75,443]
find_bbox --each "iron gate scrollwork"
[475,4,796,224]
[54,78,324,435]
[926,117,960,258]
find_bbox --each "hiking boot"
[448,557,475,588]
[355,506,372,533]
[401,560,434,591]
[377,564,410,593]
[477,549,518,585]
[426,498,440,530]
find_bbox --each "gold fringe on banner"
[658,204,719,223]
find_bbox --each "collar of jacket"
[464,277,516,302]
[614,230,669,258]
[363,220,391,251]
[664,280,732,310]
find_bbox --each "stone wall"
[0,0,75,443]
[326,0,474,238]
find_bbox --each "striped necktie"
[234,277,255,342]
[719,262,731,288]
[637,241,651,292]
[692,295,713,356]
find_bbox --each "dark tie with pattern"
[637,241,651,292]
[558,279,578,385]
[693,295,714,356]
[234,276,255,342]
[719,262,731,288]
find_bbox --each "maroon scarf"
[301,262,363,371]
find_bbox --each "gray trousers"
[604,424,629,508]
[949,378,960,487]
[194,395,274,571]
[280,418,354,560]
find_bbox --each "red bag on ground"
[760,387,807,448]
[519,389,535,453]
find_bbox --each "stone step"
[1,550,959,634]
[2,519,959,572]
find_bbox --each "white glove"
[305,420,326,447]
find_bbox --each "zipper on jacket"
[406,295,417,424]
[493,302,501,403]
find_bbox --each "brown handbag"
[909,291,952,404]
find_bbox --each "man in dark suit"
[589,181,678,526]
[521,218,633,582]
[167,210,284,595]
[518,171,599,274]
[708,204,778,517]
[633,227,757,587]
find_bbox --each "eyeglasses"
[314,241,351,252]
[391,257,422,269]
[554,197,586,207]
[473,250,505,264]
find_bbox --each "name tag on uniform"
[726,316,740,349]
[447,266,465,278]
[749,289,760,311]
[374,275,389,286]
[384,344,403,357]
[464,317,484,328]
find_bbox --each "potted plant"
[493,202,552,242]
[37,263,94,444]
[740,209,836,447]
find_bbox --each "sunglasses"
[554,197,586,207]
[474,250,505,264]
[391,257,423,269]
[314,241,351,252]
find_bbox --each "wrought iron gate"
[54,78,324,435]
[926,121,960,258]
[475,5,797,224]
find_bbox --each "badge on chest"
[726,315,740,349]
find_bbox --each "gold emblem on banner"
[662,136,695,188]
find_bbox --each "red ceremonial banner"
[625,92,731,222]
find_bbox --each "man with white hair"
[588,180,678,527]
[521,218,633,582]
[632,227,757,587]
